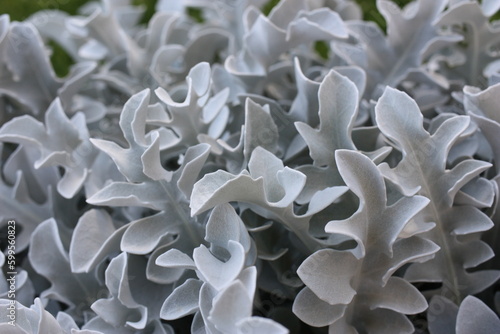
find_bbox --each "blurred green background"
[0,0,157,22]
[0,0,398,28]
[0,0,412,76]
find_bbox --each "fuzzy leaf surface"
[376,87,499,301]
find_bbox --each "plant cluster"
[0,0,500,333]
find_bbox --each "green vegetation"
[3,0,491,76]
[133,0,157,24]
[0,0,157,77]
[186,7,204,23]
[262,0,281,16]
[0,0,91,21]
[355,0,413,31]
[47,40,75,77]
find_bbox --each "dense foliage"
[0,0,499,333]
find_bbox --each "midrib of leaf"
[251,203,319,254]
[38,220,99,309]
[344,220,379,329]
[382,23,430,90]
[282,209,321,254]
[187,111,204,144]
[71,271,99,307]
[30,62,56,106]
[159,179,203,248]
[173,105,206,147]
[20,31,59,104]
[405,141,462,303]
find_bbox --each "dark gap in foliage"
[186,7,204,23]
[293,202,307,216]
[475,279,500,312]
[354,0,415,33]
[58,166,66,177]
[308,193,359,247]
[0,224,24,253]
[458,24,472,49]
[408,311,429,334]
[285,72,295,86]
[57,300,70,313]
[355,0,387,32]
[168,89,189,104]
[415,282,443,290]
[211,244,231,262]
[0,0,89,21]
[76,195,89,211]
[162,154,182,171]
[165,314,195,333]
[0,0,157,24]
[2,0,500,332]
[0,143,18,172]
[141,208,158,219]
[48,40,74,78]
[240,209,269,229]
[0,96,33,123]
[133,0,157,24]
[314,41,330,60]
[254,289,291,322]
[415,282,452,300]
[393,262,411,277]
[255,288,324,334]
[38,300,69,322]
[213,51,223,65]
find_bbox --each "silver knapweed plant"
[0,0,500,333]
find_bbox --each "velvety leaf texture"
[0,98,98,198]
[29,219,102,322]
[334,0,452,98]
[293,150,437,333]
[436,0,500,86]
[295,68,390,203]
[376,87,500,302]
[1,0,500,333]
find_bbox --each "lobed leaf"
[294,150,436,333]
[376,87,500,301]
